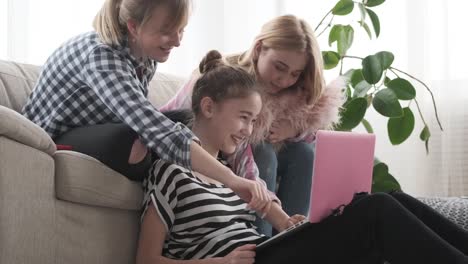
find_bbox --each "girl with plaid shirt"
[21,0,272,215]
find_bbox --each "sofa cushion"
[148,72,186,108]
[54,150,143,210]
[0,60,40,112]
[0,105,56,155]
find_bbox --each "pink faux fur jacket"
[161,73,346,203]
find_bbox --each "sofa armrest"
[0,105,56,155]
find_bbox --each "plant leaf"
[353,80,372,98]
[339,25,354,56]
[351,69,364,87]
[362,54,383,84]
[366,8,380,38]
[388,107,415,145]
[332,0,355,15]
[372,162,401,193]
[365,0,385,8]
[420,125,431,141]
[361,118,374,133]
[337,97,368,131]
[329,25,341,46]
[322,51,341,70]
[361,21,373,39]
[358,3,367,21]
[386,78,416,100]
[376,51,394,69]
[372,88,403,117]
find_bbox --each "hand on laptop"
[281,214,307,232]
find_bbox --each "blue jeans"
[253,141,315,236]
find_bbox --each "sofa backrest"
[0,59,185,112]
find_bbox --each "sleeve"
[225,141,281,204]
[81,46,198,170]
[142,160,179,233]
[159,70,200,111]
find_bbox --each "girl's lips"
[231,135,243,145]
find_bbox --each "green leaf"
[420,125,431,141]
[328,25,341,46]
[386,78,416,100]
[372,162,401,193]
[353,80,372,98]
[339,25,354,55]
[361,21,373,39]
[337,97,368,131]
[328,25,354,56]
[376,51,394,69]
[358,3,367,21]
[362,54,383,84]
[332,0,355,15]
[365,0,385,7]
[366,8,380,38]
[388,107,415,145]
[372,88,403,117]
[351,69,364,87]
[361,118,374,133]
[322,51,341,70]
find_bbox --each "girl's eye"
[275,64,287,72]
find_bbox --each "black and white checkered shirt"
[22,31,197,169]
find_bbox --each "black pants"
[53,110,193,181]
[256,191,468,264]
[54,123,152,181]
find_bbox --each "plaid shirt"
[22,31,197,169]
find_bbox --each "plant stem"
[413,98,427,128]
[389,67,444,131]
[315,10,333,32]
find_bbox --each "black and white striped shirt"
[142,160,266,259]
[22,31,197,169]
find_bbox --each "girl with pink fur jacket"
[161,15,345,235]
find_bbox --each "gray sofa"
[0,59,185,264]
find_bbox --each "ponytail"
[93,0,124,46]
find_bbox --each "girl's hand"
[268,119,298,143]
[226,176,272,218]
[278,214,307,232]
[222,244,256,264]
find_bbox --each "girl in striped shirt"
[137,50,468,264]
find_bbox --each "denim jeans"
[253,141,315,236]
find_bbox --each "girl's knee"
[128,138,148,164]
[284,141,315,162]
[253,143,278,166]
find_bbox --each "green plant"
[317,0,443,192]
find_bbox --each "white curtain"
[1,0,467,197]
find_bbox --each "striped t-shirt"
[142,160,266,259]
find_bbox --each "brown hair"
[93,0,191,46]
[192,50,259,115]
[227,14,325,105]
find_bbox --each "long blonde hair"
[93,0,191,46]
[228,15,325,105]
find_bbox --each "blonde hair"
[228,15,325,105]
[192,50,259,116]
[93,0,191,46]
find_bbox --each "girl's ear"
[253,41,263,61]
[200,97,215,118]
[127,19,139,40]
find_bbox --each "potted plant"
[317,0,443,192]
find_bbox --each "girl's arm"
[225,142,280,204]
[137,205,255,264]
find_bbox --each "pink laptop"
[256,130,375,250]
[308,130,376,223]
